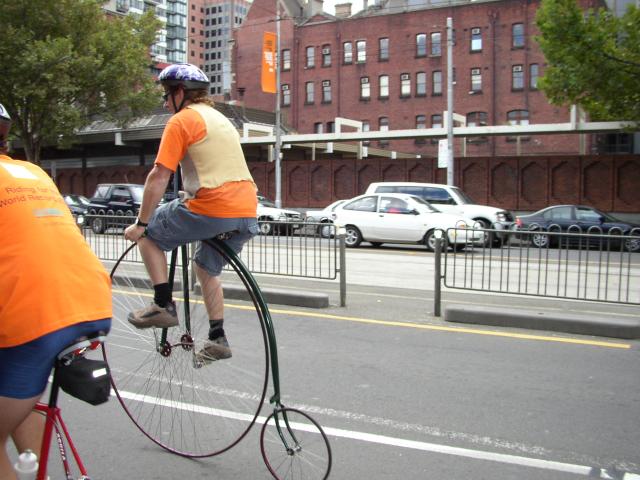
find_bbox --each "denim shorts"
[146,199,259,276]
[0,319,112,399]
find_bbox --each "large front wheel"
[104,243,269,457]
[260,407,332,480]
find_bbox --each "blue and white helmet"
[0,103,10,124]
[158,63,210,90]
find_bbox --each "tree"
[536,0,640,124]
[0,0,162,164]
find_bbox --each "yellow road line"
[113,289,632,349]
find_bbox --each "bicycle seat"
[57,332,107,366]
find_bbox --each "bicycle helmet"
[0,102,11,152]
[158,63,210,90]
[0,103,10,124]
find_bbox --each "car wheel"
[344,225,362,248]
[91,216,106,234]
[258,218,273,235]
[451,244,466,252]
[318,222,333,239]
[531,233,550,248]
[475,219,495,247]
[424,230,446,252]
[623,237,640,252]
[370,242,383,248]
[125,210,135,217]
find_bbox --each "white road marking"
[117,388,639,479]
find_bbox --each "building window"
[512,23,525,48]
[379,37,389,61]
[467,111,488,143]
[379,116,389,146]
[305,81,314,104]
[343,42,353,64]
[400,73,411,97]
[432,70,442,95]
[306,46,315,68]
[356,40,366,63]
[470,27,482,52]
[379,74,389,98]
[415,115,427,144]
[431,114,443,144]
[416,72,426,96]
[507,109,529,142]
[322,45,331,67]
[327,121,335,133]
[470,68,482,93]
[314,122,323,133]
[416,33,427,57]
[512,65,524,90]
[360,77,370,100]
[430,32,441,56]
[530,64,539,89]
[282,84,290,106]
[322,80,332,103]
[362,120,370,145]
[282,49,291,71]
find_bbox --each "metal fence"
[440,227,640,305]
[82,215,341,281]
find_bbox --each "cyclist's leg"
[0,395,41,477]
[194,218,258,362]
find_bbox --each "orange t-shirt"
[0,155,112,347]
[155,106,257,218]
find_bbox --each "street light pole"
[446,16,454,186]
[274,0,282,208]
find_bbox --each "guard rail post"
[434,230,443,317]
[338,226,347,307]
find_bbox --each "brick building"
[233,0,607,157]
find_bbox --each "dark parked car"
[515,205,640,252]
[64,194,91,228]
[87,184,144,233]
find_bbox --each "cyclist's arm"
[138,164,172,224]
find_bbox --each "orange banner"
[261,32,277,94]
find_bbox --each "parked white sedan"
[331,193,484,250]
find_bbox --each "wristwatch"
[136,218,148,227]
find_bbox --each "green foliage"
[536,0,640,124]
[0,0,162,163]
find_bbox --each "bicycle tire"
[103,242,269,457]
[260,407,332,480]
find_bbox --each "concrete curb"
[112,275,329,309]
[444,304,640,339]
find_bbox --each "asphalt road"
[10,243,639,479]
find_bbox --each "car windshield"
[259,197,277,207]
[450,187,475,205]
[409,195,440,212]
[130,186,144,202]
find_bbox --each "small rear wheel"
[260,407,332,480]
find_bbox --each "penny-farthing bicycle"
[103,234,332,479]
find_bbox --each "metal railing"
[439,226,640,307]
[82,214,343,288]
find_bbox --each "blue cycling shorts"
[0,318,111,399]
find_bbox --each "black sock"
[153,283,172,308]
[208,319,225,340]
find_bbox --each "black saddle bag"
[58,357,111,406]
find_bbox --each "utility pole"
[274,0,282,208]
[446,16,454,186]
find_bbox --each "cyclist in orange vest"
[0,103,112,478]
[123,63,258,365]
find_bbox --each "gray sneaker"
[128,301,178,329]
[195,336,232,365]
